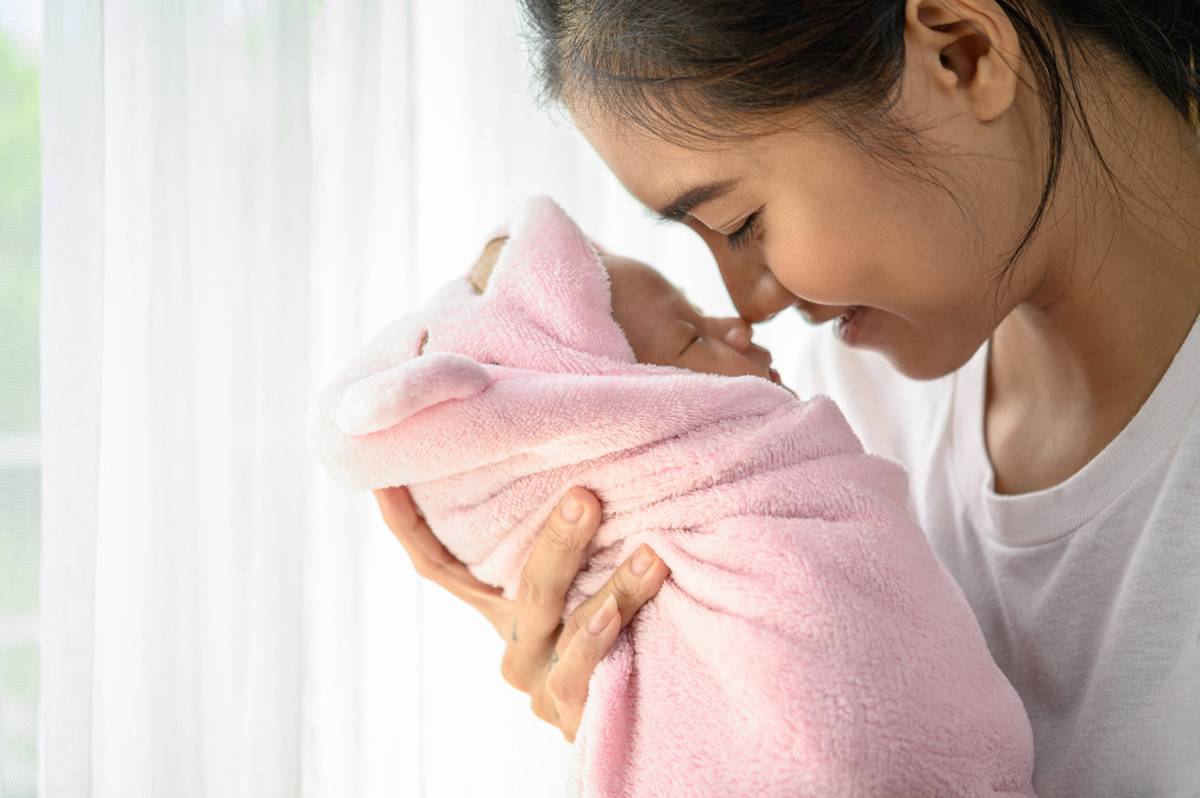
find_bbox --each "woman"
[375,0,1200,793]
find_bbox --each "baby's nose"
[720,318,753,351]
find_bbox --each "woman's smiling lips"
[793,300,848,326]
[788,300,869,345]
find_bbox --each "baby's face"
[604,255,783,386]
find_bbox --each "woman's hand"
[373,484,670,742]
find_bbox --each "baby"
[473,233,786,387]
[309,197,1036,797]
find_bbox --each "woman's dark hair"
[518,0,1199,293]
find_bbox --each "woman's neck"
[985,68,1200,495]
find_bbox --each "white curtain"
[39,1,805,795]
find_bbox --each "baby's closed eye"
[678,332,702,357]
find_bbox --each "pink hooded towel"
[309,196,1036,796]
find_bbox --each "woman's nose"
[706,239,797,323]
[684,216,798,323]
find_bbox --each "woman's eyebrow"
[656,178,742,222]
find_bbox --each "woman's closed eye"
[727,209,762,251]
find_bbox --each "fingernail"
[631,544,656,576]
[560,493,583,523]
[588,594,617,635]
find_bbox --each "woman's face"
[571,4,1054,380]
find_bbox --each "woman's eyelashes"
[727,209,762,251]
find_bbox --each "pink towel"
[309,197,1036,796]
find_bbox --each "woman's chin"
[838,311,984,381]
[877,338,984,382]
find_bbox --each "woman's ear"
[335,352,492,435]
[905,0,1021,122]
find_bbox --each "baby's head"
[603,254,782,386]
[312,197,797,490]
[471,235,781,386]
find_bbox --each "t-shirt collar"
[950,311,1200,546]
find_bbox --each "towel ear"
[485,196,635,362]
[335,352,492,436]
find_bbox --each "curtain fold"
[40,1,104,796]
[39,1,778,795]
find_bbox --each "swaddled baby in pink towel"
[309,196,1036,797]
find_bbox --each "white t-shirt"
[792,313,1200,797]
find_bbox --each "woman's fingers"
[501,487,603,693]
[373,486,504,621]
[537,543,670,741]
[542,593,621,742]
[557,542,670,655]
[380,482,671,742]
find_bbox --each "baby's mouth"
[768,366,797,398]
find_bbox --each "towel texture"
[309,197,1036,796]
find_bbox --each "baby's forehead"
[602,255,688,305]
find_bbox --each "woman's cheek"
[763,232,866,308]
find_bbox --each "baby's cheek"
[681,343,752,379]
[724,355,764,379]
[622,331,666,367]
